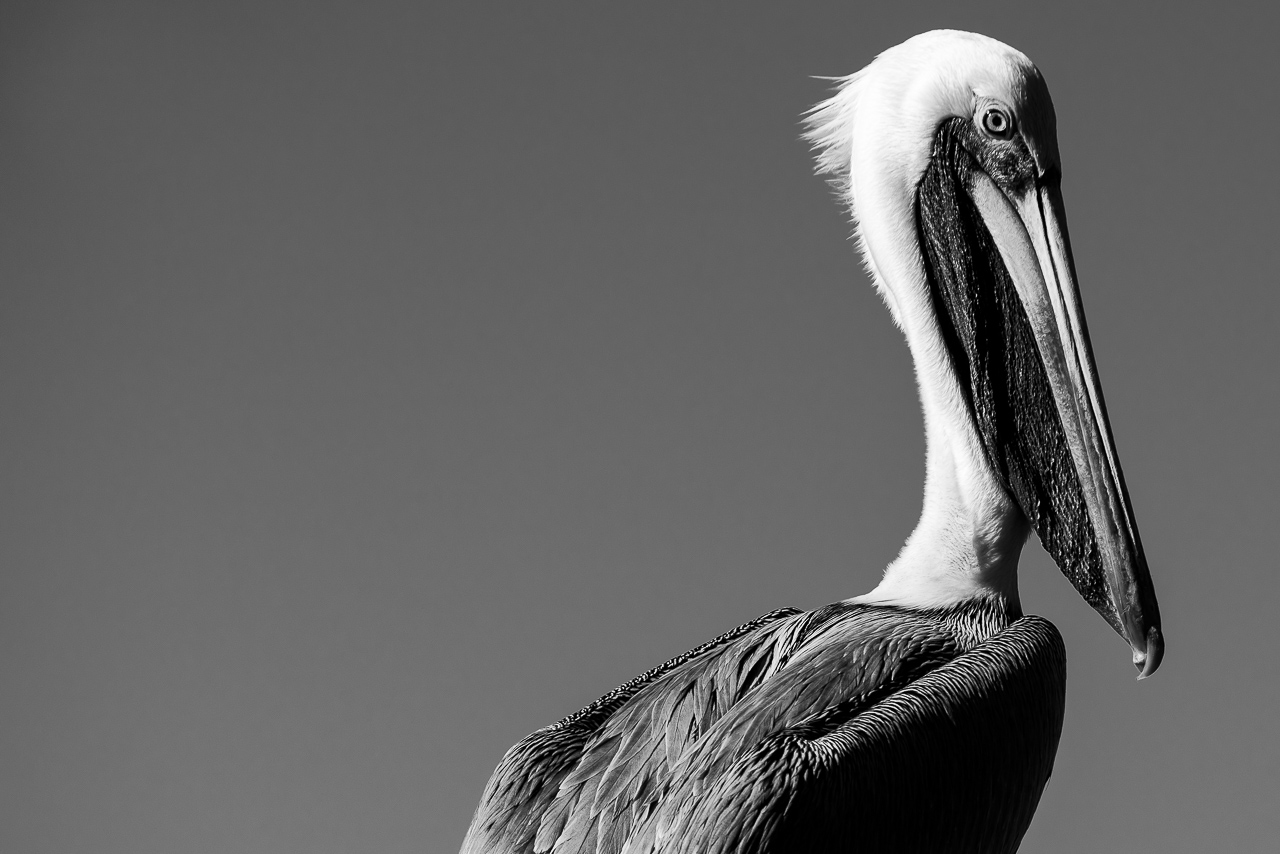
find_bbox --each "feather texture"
[461,600,1065,854]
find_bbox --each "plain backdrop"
[2,2,1277,852]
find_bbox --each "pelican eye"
[980,107,1015,140]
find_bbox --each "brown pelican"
[460,30,1163,854]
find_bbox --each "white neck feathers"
[805,31,1037,610]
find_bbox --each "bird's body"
[462,30,1162,853]
[464,600,1065,853]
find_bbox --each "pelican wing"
[645,615,1066,854]
[464,604,1062,854]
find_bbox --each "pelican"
[461,30,1163,854]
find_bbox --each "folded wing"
[461,606,1064,854]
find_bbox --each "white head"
[806,30,1057,326]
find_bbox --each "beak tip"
[1133,625,1164,680]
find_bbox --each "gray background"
[2,1,1276,852]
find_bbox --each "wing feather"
[648,616,1066,854]
[460,608,802,854]
[462,605,1064,854]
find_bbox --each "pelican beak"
[967,174,1163,677]
[916,125,1163,677]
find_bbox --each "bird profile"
[460,30,1162,854]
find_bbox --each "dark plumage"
[462,601,1065,854]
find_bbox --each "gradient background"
[2,2,1277,852]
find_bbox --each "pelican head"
[807,30,1163,676]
